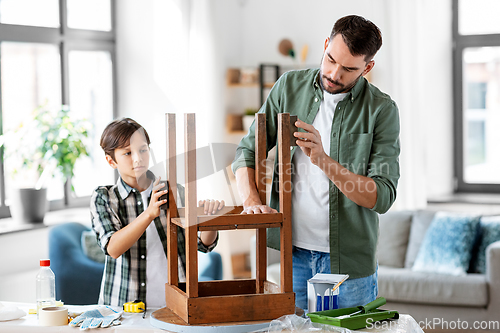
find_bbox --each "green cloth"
[231,68,400,279]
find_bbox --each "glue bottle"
[36,259,56,316]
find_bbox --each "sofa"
[377,210,500,327]
[49,222,223,305]
[254,210,500,327]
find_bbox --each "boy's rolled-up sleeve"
[197,232,219,253]
[90,187,122,256]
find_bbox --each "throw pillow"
[376,211,413,268]
[412,212,480,276]
[471,216,500,274]
[404,210,437,268]
[81,230,106,263]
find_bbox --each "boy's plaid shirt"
[90,172,217,306]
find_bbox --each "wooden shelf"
[227,82,274,89]
[227,130,247,135]
[227,82,259,88]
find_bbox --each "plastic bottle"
[36,259,56,315]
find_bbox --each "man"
[231,15,400,311]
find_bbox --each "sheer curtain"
[375,0,453,210]
[153,0,223,146]
[152,0,229,201]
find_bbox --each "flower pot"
[10,188,48,223]
[242,115,255,133]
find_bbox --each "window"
[0,0,60,28]
[453,0,500,192]
[0,0,116,216]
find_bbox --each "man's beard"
[319,69,363,95]
[319,54,364,94]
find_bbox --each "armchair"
[49,222,223,305]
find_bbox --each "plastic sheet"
[251,314,424,333]
[0,302,27,322]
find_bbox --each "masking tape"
[39,306,68,326]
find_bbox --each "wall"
[0,208,89,303]
[0,228,49,303]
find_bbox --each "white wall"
[0,208,89,303]
[115,0,174,167]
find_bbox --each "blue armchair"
[49,222,223,305]
[49,223,104,305]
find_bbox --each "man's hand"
[294,121,377,209]
[235,167,278,215]
[294,120,328,167]
[145,177,168,220]
[241,203,278,214]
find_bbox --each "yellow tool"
[123,300,145,313]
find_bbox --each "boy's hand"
[146,178,168,220]
[198,199,225,215]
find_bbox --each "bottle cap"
[40,259,50,267]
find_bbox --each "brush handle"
[362,297,386,312]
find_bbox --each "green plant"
[244,108,258,116]
[0,105,91,189]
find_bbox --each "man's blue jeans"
[292,246,378,312]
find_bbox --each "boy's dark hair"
[330,15,382,62]
[100,118,151,161]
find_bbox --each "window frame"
[0,0,117,217]
[452,0,500,193]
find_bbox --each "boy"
[91,118,223,307]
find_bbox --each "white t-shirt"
[141,181,168,308]
[291,91,347,252]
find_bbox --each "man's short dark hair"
[330,15,382,62]
[100,118,151,161]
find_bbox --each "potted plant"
[0,105,90,223]
[242,108,258,132]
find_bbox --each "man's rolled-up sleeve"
[367,101,401,214]
[231,73,284,175]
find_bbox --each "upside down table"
[156,112,295,330]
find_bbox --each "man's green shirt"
[231,68,400,279]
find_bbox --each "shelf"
[227,82,259,88]
[227,130,247,135]
[227,82,274,89]
[225,64,280,134]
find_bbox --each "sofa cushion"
[470,216,500,274]
[378,266,488,307]
[404,210,436,268]
[412,212,479,276]
[81,230,106,263]
[377,211,412,268]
